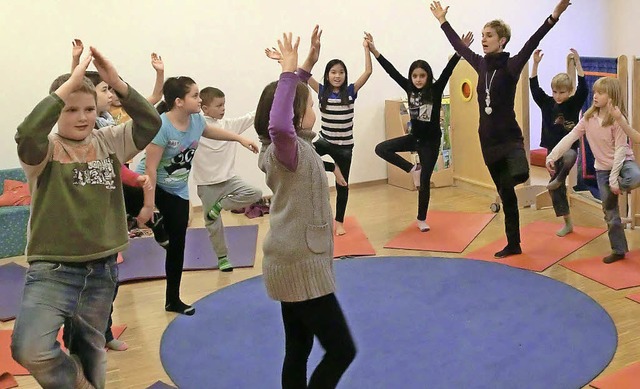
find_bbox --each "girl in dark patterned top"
[367,31,473,232]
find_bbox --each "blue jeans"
[596,161,640,254]
[11,256,118,389]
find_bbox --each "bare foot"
[334,165,348,187]
[335,222,347,236]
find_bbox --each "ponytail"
[156,100,169,114]
[159,76,196,113]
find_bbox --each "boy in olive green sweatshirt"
[10,47,161,389]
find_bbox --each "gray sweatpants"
[196,176,262,258]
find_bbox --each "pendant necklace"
[485,70,497,115]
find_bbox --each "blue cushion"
[0,168,26,192]
[0,168,29,258]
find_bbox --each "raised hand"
[151,53,164,72]
[364,32,379,57]
[90,47,127,94]
[568,48,580,65]
[57,53,93,99]
[277,32,300,73]
[72,39,84,59]
[533,49,544,64]
[552,0,571,20]
[461,31,474,47]
[569,47,584,76]
[306,24,322,66]
[71,38,84,71]
[265,47,282,61]
[429,1,449,24]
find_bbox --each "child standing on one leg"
[431,0,572,257]
[530,48,587,237]
[309,38,372,236]
[192,87,262,272]
[256,27,356,388]
[11,48,161,389]
[135,77,258,315]
[66,41,168,352]
[547,77,640,264]
[267,33,373,236]
[367,31,472,232]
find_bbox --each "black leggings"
[314,138,353,223]
[375,134,440,220]
[281,293,356,389]
[124,185,189,304]
[487,148,529,246]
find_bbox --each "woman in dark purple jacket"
[430,0,572,258]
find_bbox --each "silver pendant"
[485,106,493,115]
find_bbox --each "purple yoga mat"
[146,381,176,389]
[0,262,27,321]
[118,225,258,283]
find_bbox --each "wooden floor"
[3,178,640,388]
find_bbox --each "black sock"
[494,244,522,259]
[165,300,195,316]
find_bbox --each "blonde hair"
[484,20,511,48]
[551,73,572,92]
[583,77,626,127]
[48,74,96,101]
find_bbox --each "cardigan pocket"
[305,223,330,254]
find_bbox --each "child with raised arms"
[256,26,356,388]
[11,48,162,389]
[530,48,587,237]
[367,31,473,232]
[266,33,372,235]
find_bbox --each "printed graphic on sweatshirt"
[409,92,433,122]
[160,144,197,183]
[554,114,576,133]
[72,158,117,189]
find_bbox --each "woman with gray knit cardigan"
[255,27,356,388]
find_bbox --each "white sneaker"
[417,219,430,232]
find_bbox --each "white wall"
[0,0,609,205]
[609,0,640,56]
[609,0,640,121]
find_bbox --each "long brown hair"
[583,77,626,127]
[254,80,310,140]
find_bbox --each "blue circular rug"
[160,257,616,388]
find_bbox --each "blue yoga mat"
[0,262,27,321]
[160,257,616,389]
[119,225,258,283]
